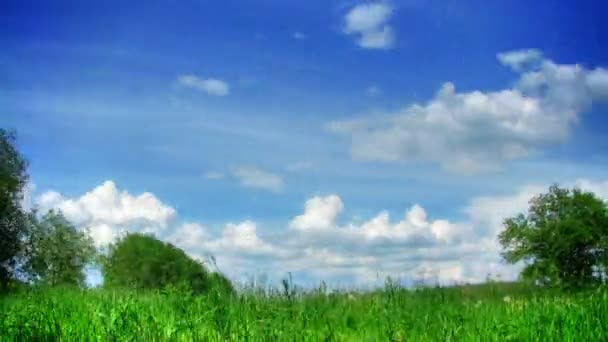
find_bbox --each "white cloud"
[344,2,395,49]
[282,178,608,284]
[497,49,543,72]
[232,166,284,193]
[177,74,230,96]
[329,50,608,173]
[206,221,280,256]
[289,195,462,243]
[292,31,308,40]
[35,180,176,246]
[203,171,225,180]
[464,184,546,239]
[166,222,209,250]
[32,178,608,287]
[167,220,288,278]
[290,195,343,231]
[87,223,115,246]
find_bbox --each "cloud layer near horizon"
[33,178,608,287]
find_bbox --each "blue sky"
[3,0,608,287]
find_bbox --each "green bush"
[101,232,233,295]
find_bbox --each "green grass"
[1,282,607,341]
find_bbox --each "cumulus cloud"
[328,50,608,173]
[290,195,343,231]
[205,221,281,257]
[33,178,608,287]
[166,222,209,250]
[177,74,230,96]
[167,220,289,278]
[497,49,543,71]
[283,178,608,284]
[344,2,395,49]
[289,195,463,245]
[464,184,547,240]
[232,166,284,193]
[35,181,176,246]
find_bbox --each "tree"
[499,184,608,288]
[28,210,96,287]
[0,129,29,290]
[101,232,233,294]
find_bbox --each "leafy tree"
[101,232,233,294]
[499,184,608,288]
[28,210,96,287]
[0,129,29,290]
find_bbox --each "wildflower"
[503,296,511,303]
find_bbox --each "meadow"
[1,282,607,341]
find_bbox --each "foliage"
[27,210,96,287]
[499,184,608,288]
[101,232,233,295]
[0,129,29,291]
[1,283,607,340]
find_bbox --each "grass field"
[1,282,607,341]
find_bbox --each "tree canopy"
[0,129,29,290]
[499,185,608,288]
[27,210,96,287]
[101,232,233,295]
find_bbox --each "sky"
[2,0,608,288]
